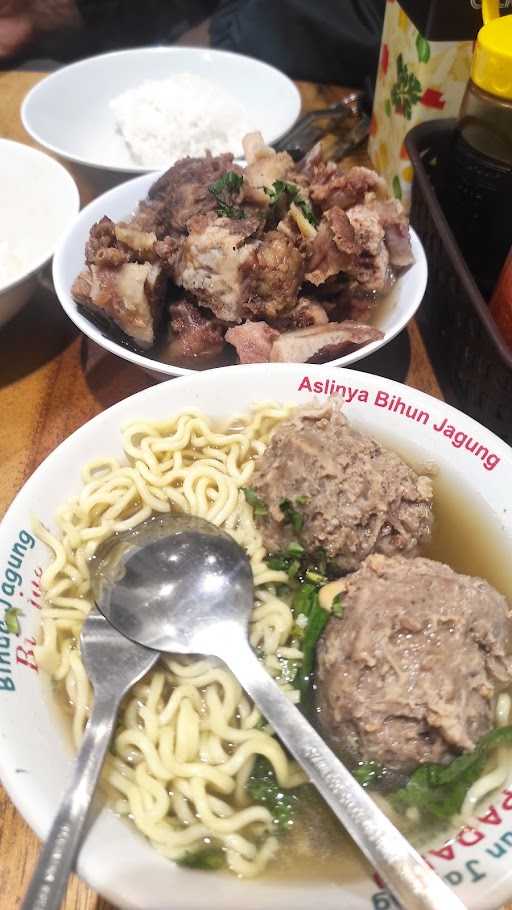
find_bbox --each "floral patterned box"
[368,0,474,209]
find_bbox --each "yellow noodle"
[35,405,307,875]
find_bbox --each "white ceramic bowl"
[0,140,79,329]
[1,364,511,910]
[52,170,428,377]
[21,47,301,175]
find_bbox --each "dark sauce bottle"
[444,10,512,299]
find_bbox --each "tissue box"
[368,0,474,209]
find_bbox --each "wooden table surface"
[0,70,443,910]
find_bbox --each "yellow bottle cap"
[471,10,512,101]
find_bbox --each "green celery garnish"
[392,725,512,819]
[305,569,327,585]
[353,761,386,789]
[208,171,245,219]
[291,581,317,621]
[4,607,23,636]
[291,584,329,698]
[279,498,305,534]
[287,559,301,579]
[331,593,344,617]
[242,487,268,516]
[247,756,299,833]
[177,847,225,870]
[266,554,290,571]
[264,180,318,226]
[287,541,304,558]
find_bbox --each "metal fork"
[21,608,159,910]
[271,93,370,160]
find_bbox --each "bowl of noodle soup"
[1,363,512,910]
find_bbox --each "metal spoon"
[91,513,467,910]
[22,609,158,910]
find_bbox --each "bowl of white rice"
[21,47,302,175]
[0,140,79,329]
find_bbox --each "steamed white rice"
[110,73,254,168]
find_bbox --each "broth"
[154,339,238,371]
[264,787,372,883]
[368,280,399,331]
[424,472,512,602]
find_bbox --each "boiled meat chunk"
[162,299,224,360]
[273,298,329,331]
[173,214,261,322]
[250,404,433,570]
[270,321,382,363]
[225,321,279,363]
[242,230,304,320]
[367,199,414,270]
[148,152,242,235]
[72,261,166,348]
[306,208,356,286]
[242,131,294,206]
[316,554,512,775]
[309,164,387,212]
[307,205,393,294]
[175,219,303,323]
[85,216,130,268]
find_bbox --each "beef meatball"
[250,404,433,571]
[316,554,512,776]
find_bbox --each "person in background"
[0,0,218,63]
[0,0,385,93]
[211,0,385,88]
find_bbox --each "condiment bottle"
[444,1,512,298]
[490,246,512,350]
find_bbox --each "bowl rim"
[52,169,428,376]
[2,363,512,910]
[21,45,302,175]
[0,138,80,296]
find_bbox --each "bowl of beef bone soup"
[52,132,427,377]
[2,364,509,910]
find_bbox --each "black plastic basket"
[406,119,512,444]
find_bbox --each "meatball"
[250,404,433,571]
[316,554,512,776]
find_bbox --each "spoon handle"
[21,694,120,910]
[225,643,467,910]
